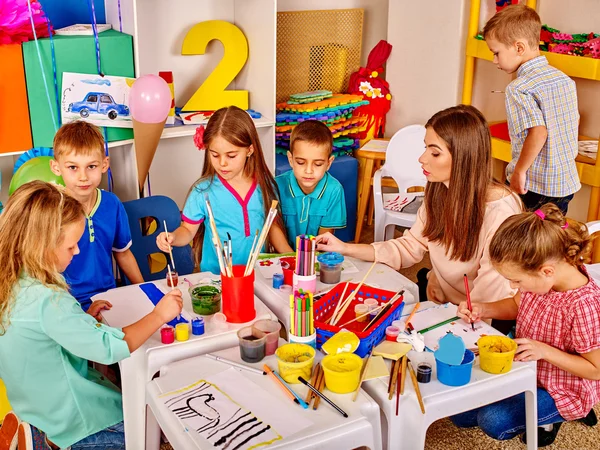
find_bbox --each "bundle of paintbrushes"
[295,235,316,276]
[290,289,314,337]
[244,200,279,276]
[204,195,231,276]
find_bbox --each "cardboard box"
[0,44,33,154]
[23,30,134,147]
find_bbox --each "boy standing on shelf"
[50,121,144,312]
[483,4,580,215]
[276,120,347,250]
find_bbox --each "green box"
[23,30,134,147]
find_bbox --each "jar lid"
[317,252,344,266]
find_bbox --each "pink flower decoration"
[193,125,205,150]
[0,0,52,45]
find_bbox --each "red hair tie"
[193,125,205,150]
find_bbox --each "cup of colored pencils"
[289,289,316,348]
[293,235,317,293]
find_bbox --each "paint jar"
[354,304,369,322]
[160,326,174,344]
[272,273,284,289]
[364,298,379,317]
[385,326,400,341]
[221,265,256,323]
[189,283,221,315]
[212,312,228,331]
[175,323,189,341]
[237,326,266,363]
[289,332,317,349]
[191,317,205,335]
[280,257,296,286]
[252,319,281,356]
[293,273,317,294]
[166,270,179,287]
[317,252,344,284]
[477,336,517,374]
[435,349,475,387]
[416,363,432,383]
[275,343,315,384]
[392,320,406,333]
[321,353,363,394]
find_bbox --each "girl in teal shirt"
[0,181,183,449]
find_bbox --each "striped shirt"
[505,56,580,197]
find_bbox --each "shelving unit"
[0,0,276,208]
[461,0,600,225]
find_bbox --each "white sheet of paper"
[257,257,284,279]
[405,303,458,332]
[161,368,312,448]
[423,319,504,351]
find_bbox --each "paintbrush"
[227,232,233,273]
[363,290,405,332]
[331,261,377,325]
[167,264,180,321]
[163,220,175,271]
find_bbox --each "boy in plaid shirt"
[483,5,580,214]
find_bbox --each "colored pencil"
[263,365,308,409]
[417,316,460,334]
[464,273,475,331]
[206,354,266,375]
[298,376,348,418]
[408,362,426,414]
[163,220,175,271]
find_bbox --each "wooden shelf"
[466,37,600,81]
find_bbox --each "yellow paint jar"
[477,336,517,374]
[321,353,363,393]
[275,343,315,384]
[175,323,189,342]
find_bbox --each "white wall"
[277,0,389,67]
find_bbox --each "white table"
[254,256,419,331]
[362,302,538,450]
[95,273,277,450]
[146,341,382,449]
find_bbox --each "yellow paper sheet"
[363,355,389,380]
[372,341,412,360]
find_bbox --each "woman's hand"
[153,289,183,323]
[87,300,112,321]
[156,231,174,253]
[514,338,548,362]
[457,301,483,324]
[425,271,447,303]
[316,232,348,254]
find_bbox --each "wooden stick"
[327,281,350,324]
[408,362,425,414]
[305,363,320,404]
[163,220,176,271]
[332,261,377,325]
[363,290,405,332]
[388,358,400,400]
[387,359,398,397]
[313,366,326,410]
[338,290,403,328]
[400,355,407,395]
[352,352,372,402]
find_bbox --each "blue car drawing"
[68,92,129,120]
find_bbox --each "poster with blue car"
[61,73,135,128]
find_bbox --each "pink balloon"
[129,74,172,123]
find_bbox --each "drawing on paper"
[164,379,282,449]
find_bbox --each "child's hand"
[156,231,174,253]
[457,301,483,324]
[514,338,548,362]
[87,300,112,321]
[316,232,347,254]
[154,289,183,323]
[510,170,527,195]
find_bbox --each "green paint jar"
[189,284,221,315]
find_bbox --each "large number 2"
[181,20,249,111]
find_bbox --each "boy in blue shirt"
[483,5,580,214]
[276,120,347,249]
[50,121,144,311]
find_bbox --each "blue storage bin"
[436,349,475,386]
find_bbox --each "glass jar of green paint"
[189,284,221,315]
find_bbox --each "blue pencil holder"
[435,349,475,386]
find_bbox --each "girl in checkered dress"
[453,203,600,446]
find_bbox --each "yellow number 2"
[181,20,249,111]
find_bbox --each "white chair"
[586,220,600,235]
[373,125,427,242]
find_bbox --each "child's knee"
[477,409,522,440]
[450,410,478,428]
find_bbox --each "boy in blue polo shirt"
[276,120,347,249]
[50,121,144,311]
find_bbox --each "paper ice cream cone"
[133,118,167,192]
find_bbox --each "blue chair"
[275,154,357,242]
[123,195,194,283]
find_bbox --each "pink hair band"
[533,209,568,229]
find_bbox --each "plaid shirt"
[516,269,600,421]
[505,56,580,197]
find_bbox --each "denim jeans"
[520,191,574,215]
[70,422,125,450]
[450,388,565,440]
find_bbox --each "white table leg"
[524,386,538,450]
[120,350,147,450]
[145,405,161,450]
